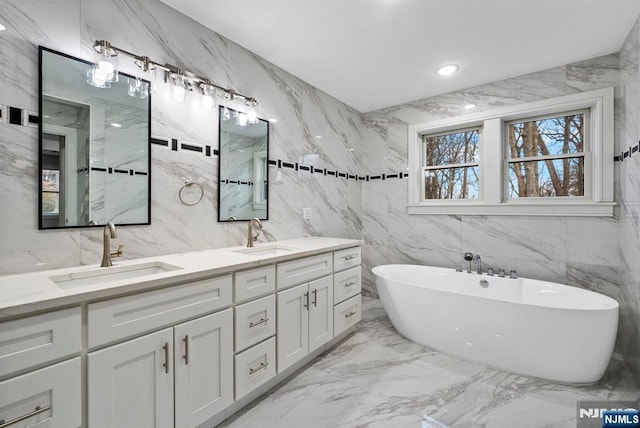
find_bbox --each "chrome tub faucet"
[473,254,482,274]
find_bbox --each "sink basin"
[50,261,182,288]
[233,245,297,256]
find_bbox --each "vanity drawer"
[234,265,276,304]
[88,274,232,349]
[0,307,81,378]
[235,295,276,352]
[333,247,361,273]
[333,266,362,305]
[277,253,333,290]
[234,336,276,400]
[333,294,361,337]
[0,357,81,428]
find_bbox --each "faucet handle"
[498,269,505,278]
[111,243,124,258]
[509,270,517,279]
[487,267,494,276]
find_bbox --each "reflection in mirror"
[39,47,151,229]
[218,106,269,221]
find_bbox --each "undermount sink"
[233,245,297,256]
[50,261,182,288]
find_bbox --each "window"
[422,128,480,200]
[407,88,614,216]
[42,169,60,214]
[506,111,588,199]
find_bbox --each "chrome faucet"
[246,218,263,247]
[101,223,124,267]
[473,254,482,274]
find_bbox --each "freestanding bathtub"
[372,264,619,384]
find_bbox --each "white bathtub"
[372,264,619,384]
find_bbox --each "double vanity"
[0,237,362,428]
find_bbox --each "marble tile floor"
[220,297,639,428]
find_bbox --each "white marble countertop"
[0,237,361,319]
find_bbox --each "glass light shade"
[237,112,248,126]
[171,73,188,102]
[86,65,111,88]
[222,106,231,121]
[173,84,186,102]
[247,109,258,124]
[202,94,214,108]
[128,77,148,99]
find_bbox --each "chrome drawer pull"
[0,405,51,427]
[345,281,356,287]
[249,361,269,375]
[343,255,357,261]
[345,311,357,318]
[304,292,309,310]
[249,317,269,328]
[312,289,317,307]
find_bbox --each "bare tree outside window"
[507,112,586,198]
[422,128,480,200]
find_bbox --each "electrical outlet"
[303,207,312,220]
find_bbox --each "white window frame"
[421,126,482,201]
[407,87,615,216]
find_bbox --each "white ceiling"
[160,0,640,113]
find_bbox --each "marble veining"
[220,297,639,428]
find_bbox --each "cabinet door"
[308,276,334,352]
[277,283,309,372]
[88,328,174,428]
[174,309,233,428]
[0,358,80,428]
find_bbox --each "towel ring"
[179,180,204,206]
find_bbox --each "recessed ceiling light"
[268,118,278,123]
[464,104,476,110]
[110,123,122,128]
[437,64,459,76]
[0,24,6,31]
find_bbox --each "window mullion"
[483,118,502,204]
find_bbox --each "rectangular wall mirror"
[218,106,269,221]
[39,47,151,229]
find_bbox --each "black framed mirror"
[38,46,151,229]
[218,106,269,221]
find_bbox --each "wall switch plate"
[303,207,312,220]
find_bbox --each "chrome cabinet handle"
[0,405,51,428]
[249,361,269,375]
[344,255,357,261]
[345,281,356,287]
[249,317,269,328]
[303,292,309,310]
[345,311,357,318]
[183,335,189,365]
[162,342,170,373]
[312,289,317,307]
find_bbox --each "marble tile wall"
[618,15,640,384]
[0,0,363,274]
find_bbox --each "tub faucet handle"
[487,267,494,276]
[509,270,517,279]
[498,269,505,278]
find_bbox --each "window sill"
[407,201,616,217]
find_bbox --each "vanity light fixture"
[437,64,459,76]
[88,40,259,111]
[245,98,259,124]
[87,40,119,88]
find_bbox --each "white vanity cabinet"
[0,307,82,428]
[0,238,363,428]
[87,275,234,428]
[277,275,333,372]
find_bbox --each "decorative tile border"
[615,141,640,162]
